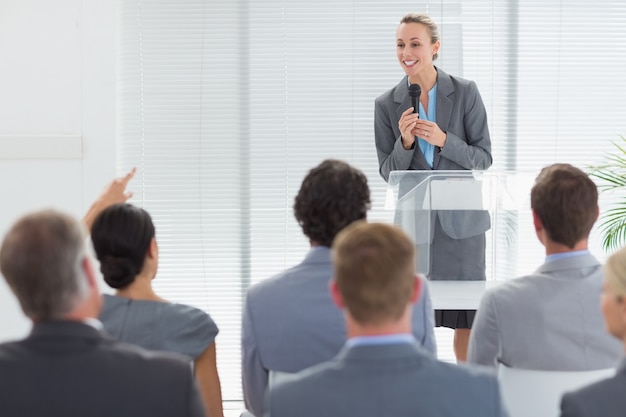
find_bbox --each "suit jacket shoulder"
[468,254,621,370]
[268,342,507,417]
[561,369,626,417]
[0,321,205,417]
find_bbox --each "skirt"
[428,219,486,330]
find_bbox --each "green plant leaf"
[587,135,626,251]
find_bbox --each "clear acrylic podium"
[385,170,535,291]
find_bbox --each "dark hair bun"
[100,255,138,289]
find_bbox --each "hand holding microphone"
[406,83,447,148]
[399,84,421,149]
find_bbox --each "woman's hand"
[413,119,447,148]
[399,107,419,149]
[83,168,136,231]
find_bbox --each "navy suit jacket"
[560,358,626,417]
[0,320,205,417]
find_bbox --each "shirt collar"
[346,333,415,348]
[82,318,104,330]
[545,249,590,264]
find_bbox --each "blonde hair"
[399,13,440,60]
[332,221,416,325]
[605,245,626,296]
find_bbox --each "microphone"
[408,84,421,114]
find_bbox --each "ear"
[147,238,158,259]
[329,280,345,310]
[596,205,600,223]
[432,40,441,55]
[82,257,98,290]
[619,295,626,323]
[532,209,543,233]
[410,275,422,304]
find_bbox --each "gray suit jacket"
[266,341,509,417]
[375,68,492,279]
[468,253,622,370]
[242,247,436,417]
[0,321,205,417]
[560,357,626,417]
[374,66,492,182]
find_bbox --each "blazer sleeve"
[439,81,492,170]
[467,289,501,367]
[374,95,415,182]
[242,293,268,417]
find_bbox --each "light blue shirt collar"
[346,334,415,348]
[545,249,590,264]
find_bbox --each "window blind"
[117,0,626,402]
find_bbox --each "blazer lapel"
[434,67,454,170]
[393,76,431,170]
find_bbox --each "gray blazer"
[266,341,509,417]
[374,66,492,182]
[560,357,626,417]
[375,67,492,280]
[467,254,622,370]
[242,247,436,417]
[0,320,205,417]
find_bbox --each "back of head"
[531,163,598,248]
[294,159,371,247]
[91,204,155,289]
[0,210,88,320]
[332,221,416,326]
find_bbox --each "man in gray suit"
[468,163,622,370]
[0,210,205,417]
[242,159,436,417]
[267,221,508,417]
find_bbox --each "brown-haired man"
[267,222,508,417]
[468,163,622,369]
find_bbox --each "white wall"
[0,0,116,341]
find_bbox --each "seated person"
[468,163,622,369]
[91,203,224,417]
[266,222,508,417]
[0,210,205,417]
[560,245,626,417]
[242,159,436,417]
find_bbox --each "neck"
[115,272,164,302]
[408,65,437,93]
[544,238,589,255]
[344,308,412,339]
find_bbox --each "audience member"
[560,244,626,416]
[0,210,205,417]
[91,203,223,417]
[468,163,622,369]
[267,222,508,417]
[242,159,436,417]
